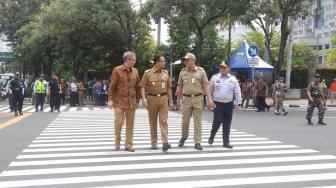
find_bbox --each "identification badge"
[191,78,196,84]
[151,81,156,85]
[162,82,166,89]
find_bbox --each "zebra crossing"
[0,109,336,187]
[0,104,112,113]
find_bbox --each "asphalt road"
[0,106,335,187]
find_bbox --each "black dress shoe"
[208,136,214,145]
[195,143,203,150]
[178,138,186,147]
[162,143,171,151]
[223,144,233,149]
[151,144,158,150]
[318,119,327,125]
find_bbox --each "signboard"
[248,58,259,66]
[248,44,259,57]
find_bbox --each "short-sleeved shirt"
[108,64,140,109]
[139,68,171,94]
[177,66,209,95]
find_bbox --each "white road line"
[10,149,318,167]
[21,144,297,154]
[2,155,334,177]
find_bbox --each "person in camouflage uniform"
[306,74,327,125]
[273,77,288,116]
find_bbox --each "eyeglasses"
[128,59,136,61]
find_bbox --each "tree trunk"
[277,16,290,79]
[196,28,203,66]
[227,18,232,66]
[307,66,316,86]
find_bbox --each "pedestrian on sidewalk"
[208,62,242,149]
[175,53,215,151]
[241,80,252,108]
[306,74,327,125]
[5,77,14,112]
[108,51,140,152]
[78,79,86,106]
[48,74,61,112]
[10,72,25,116]
[273,77,288,115]
[140,54,173,152]
[330,78,336,105]
[256,76,270,112]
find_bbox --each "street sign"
[248,57,259,66]
[248,44,259,57]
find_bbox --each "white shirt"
[210,73,242,104]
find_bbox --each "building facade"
[292,0,336,67]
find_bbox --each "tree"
[243,0,313,79]
[144,0,250,67]
[326,36,336,65]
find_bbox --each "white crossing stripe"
[1,108,336,188]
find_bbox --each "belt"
[182,93,202,97]
[147,93,167,97]
[215,100,233,103]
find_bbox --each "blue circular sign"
[248,44,259,57]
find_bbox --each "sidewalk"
[266,98,336,108]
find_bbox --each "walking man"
[175,53,215,150]
[34,74,48,112]
[108,51,140,152]
[140,55,173,151]
[10,72,25,116]
[208,63,242,149]
[306,74,327,125]
[48,74,61,112]
[256,76,269,112]
[273,77,288,115]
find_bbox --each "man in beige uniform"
[176,53,215,150]
[140,55,173,151]
[108,51,140,152]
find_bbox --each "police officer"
[10,72,25,116]
[208,63,242,149]
[306,74,326,125]
[48,74,61,112]
[140,55,173,151]
[175,53,215,150]
[273,77,288,115]
[34,74,48,112]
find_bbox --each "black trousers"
[50,93,61,111]
[12,93,24,113]
[256,96,266,111]
[210,101,234,145]
[35,93,45,111]
[70,92,79,107]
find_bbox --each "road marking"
[0,113,32,130]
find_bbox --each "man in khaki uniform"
[140,55,173,151]
[176,53,215,150]
[108,51,140,152]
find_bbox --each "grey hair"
[123,51,135,62]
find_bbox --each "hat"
[219,62,228,68]
[279,76,284,81]
[314,74,320,78]
[15,72,20,75]
[181,53,196,61]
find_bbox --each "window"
[318,56,323,65]
[325,44,330,49]
[318,45,323,50]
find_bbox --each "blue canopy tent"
[230,41,273,81]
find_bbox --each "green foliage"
[15,0,155,78]
[326,36,336,65]
[292,43,318,68]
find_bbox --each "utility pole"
[286,17,293,88]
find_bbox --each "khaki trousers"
[181,95,203,144]
[114,107,136,149]
[147,95,169,144]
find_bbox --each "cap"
[314,74,320,78]
[279,76,284,81]
[15,72,20,75]
[219,62,228,68]
[181,53,196,61]
[322,79,325,82]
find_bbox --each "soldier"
[108,51,140,152]
[306,74,327,125]
[273,77,288,115]
[140,55,173,151]
[320,79,328,110]
[175,53,215,150]
[10,72,25,116]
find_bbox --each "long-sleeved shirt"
[108,64,140,109]
[209,73,242,104]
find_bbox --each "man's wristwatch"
[237,104,242,107]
